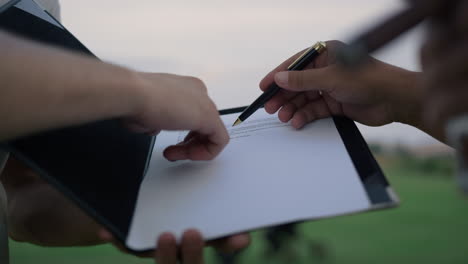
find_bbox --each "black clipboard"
[0,0,397,253]
[0,0,155,252]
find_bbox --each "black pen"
[232,41,327,126]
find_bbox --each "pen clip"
[287,41,327,70]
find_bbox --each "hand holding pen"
[256,40,424,130]
[233,41,326,126]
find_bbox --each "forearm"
[381,65,446,142]
[0,30,143,141]
[383,64,423,127]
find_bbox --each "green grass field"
[9,164,468,264]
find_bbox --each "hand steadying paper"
[125,108,394,250]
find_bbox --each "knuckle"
[298,108,313,122]
[327,40,346,52]
[196,100,218,127]
[202,99,217,114]
[187,76,207,92]
[291,72,304,90]
[329,39,344,47]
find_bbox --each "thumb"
[274,66,339,92]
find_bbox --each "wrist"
[123,72,172,125]
[119,70,149,119]
[386,67,424,128]
[385,68,447,142]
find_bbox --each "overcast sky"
[59,0,439,146]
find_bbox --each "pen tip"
[232,118,242,127]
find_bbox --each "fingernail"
[275,72,289,88]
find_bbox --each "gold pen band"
[287,41,327,70]
[313,41,327,54]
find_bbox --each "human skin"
[420,0,468,159]
[259,40,446,143]
[0,30,250,263]
[0,30,228,161]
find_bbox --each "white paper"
[126,109,371,250]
